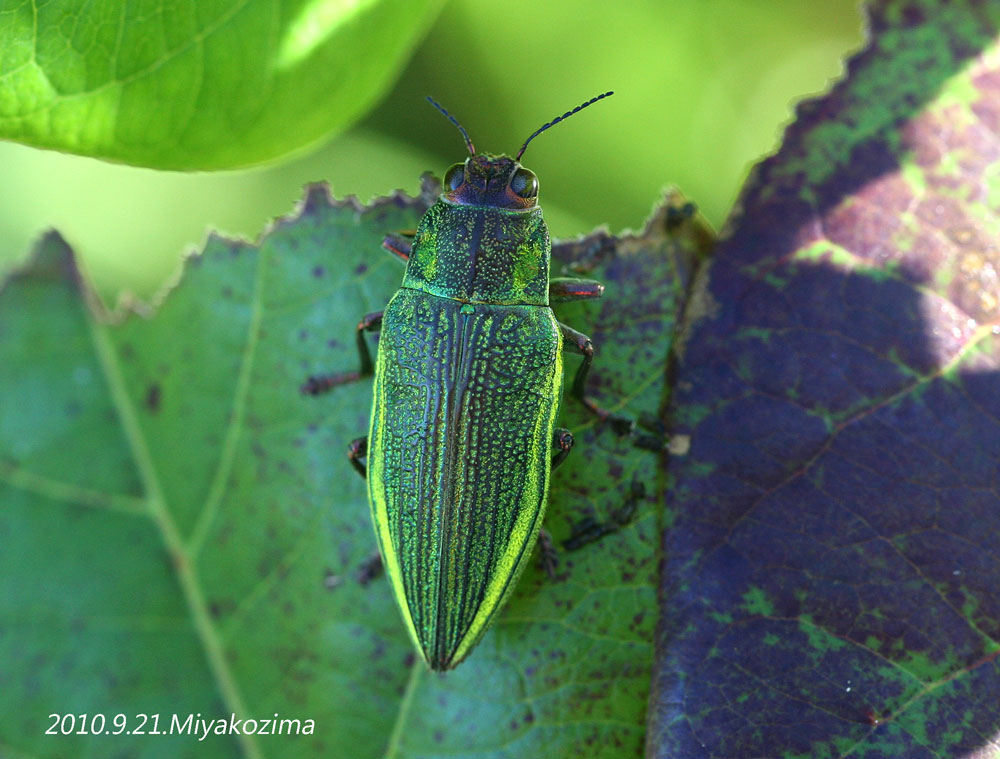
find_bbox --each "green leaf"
[0,0,444,169]
[0,177,707,757]
[650,1,1000,757]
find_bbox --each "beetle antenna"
[515,91,614,162]
[426,96,476,156]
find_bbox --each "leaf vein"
[85,302,262,759]
[187,244,268,558]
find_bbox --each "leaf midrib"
[85,268,263,759]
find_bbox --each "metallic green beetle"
[309,93,617,670]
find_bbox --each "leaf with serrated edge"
[0,175,707,757]
[649,2,1000,757]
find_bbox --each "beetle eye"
[444,163,465,192]
[509,168,538,199]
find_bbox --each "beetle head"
[427,92,613,211]
[442,155,539,211]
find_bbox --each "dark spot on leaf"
[145,383,161,413]
[900,3,924,26]
[312,265,326,278]
[434,730,443,743]
[299,329,309,341]
[64,400,81,417]
[221,286,233,298]
[354,262,368,275]
[403,652,415,668]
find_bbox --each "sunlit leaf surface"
[0,0,443,168]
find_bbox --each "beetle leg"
[558,322,633,436]
[537,529,559,578]
[345,439,384,584]
[548,277,604,303]
[352,311,384,378]
[300,311,384,394]
[382,232,415,262]
[356,550,384,585]
[634,411,668,451]
[551,428,574,469]
[563,480,646,551]
[347,436,368,479]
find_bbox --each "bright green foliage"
[0,179,705,757]
[0,0,444,169]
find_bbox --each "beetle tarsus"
[634,431,666,451]
[301,371,361,394]
[632,412,667,450]
[354,311,384,378]
[538,529,559,578]
[559,322,634,436]
[356,550,383,586]
[301,311,383,395]
[382,232,415,262]
[548,277,604,303]
[347,436,368,479]
[562,517,609,551]
[563,479,646,551]
[581,397,635,436]
[551,428,575,469]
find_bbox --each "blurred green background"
[0,0,864,302]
